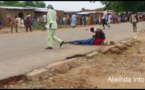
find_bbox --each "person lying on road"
[64,27,107,45]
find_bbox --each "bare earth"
[0,30,145,89]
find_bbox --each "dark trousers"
[113,18,116,24]
[102,19,109,28]
[69,38,95,45]
[132,22,137,32]
[26,26,32,32]
[42,22,46,30]
[11,25,18,33]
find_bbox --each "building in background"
[0,6,34,26]
[0,6,114,27]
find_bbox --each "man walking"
[131,12,138,32]
[102,8,110,29]
[45,5,64,49]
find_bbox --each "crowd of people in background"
[7,13,32,33]
[1,11,145,33]
[55,12,145,26]
[0,20,2,30]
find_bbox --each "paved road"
[0,22,145,80]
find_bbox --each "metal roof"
[34,8,48,12]
[0,6,114,14]
[0,6,34,10]
[77,11,97,15]
[0,6,64,12]
[64,11,80,12]
[76,11,114,15]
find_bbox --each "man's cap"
[47,4,53,9]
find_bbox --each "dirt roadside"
[0,30,145,89]
[0,24,93,34]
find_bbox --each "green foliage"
[34,1,46,8]
[0,1,19,6]
[126,47,134,53]
[0,1,46,8]
[14,3,26,7]
[101,1,113,10]
[95,7,105,10]
[24,1,35,7]
[24,1,46,8]
[0,1,3,6]
[100,1,145,12]
[97,53,104,57]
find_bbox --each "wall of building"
[0,8,34,26]
[56,11,64,16]
[0,8,6,26]
[34,12,44,18]
[34,11,64,19]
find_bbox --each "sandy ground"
[0,31,145,89]
[0,24,88,34]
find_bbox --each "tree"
[24,1,46,8]
[0,1,3,6]
[0,1,19,6]
[34,1,46,8]
[101,1,113,10]
[14,2,26,7]
[100,1,145,12]
[137,2,145,12]
[24,1,35,7]
[95,7,105,11]
[0,1,46,8]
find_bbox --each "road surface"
[0,22,145,80]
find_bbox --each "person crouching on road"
[91,28,106,45]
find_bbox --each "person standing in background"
[60,16,63,25]
[63,16,66,25]
[112,13,116,24]
[37,17,40,25]
[131,12,138,32]
[85,16,87,25]
[107,13,112,24]
[17,16,21,28]
[68,15,71,25]
[10,19,14,33]
[82,16,85,26]
[26,13,32,32]
[42,12,47,31]
[116,13,119,24]
[19,17,25,28]
[13,15,19,33]
[32,17,38,29]
[71,12,76,28]
[87,15,91,25]
[91,16,93,25]
[0,20,3,30]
